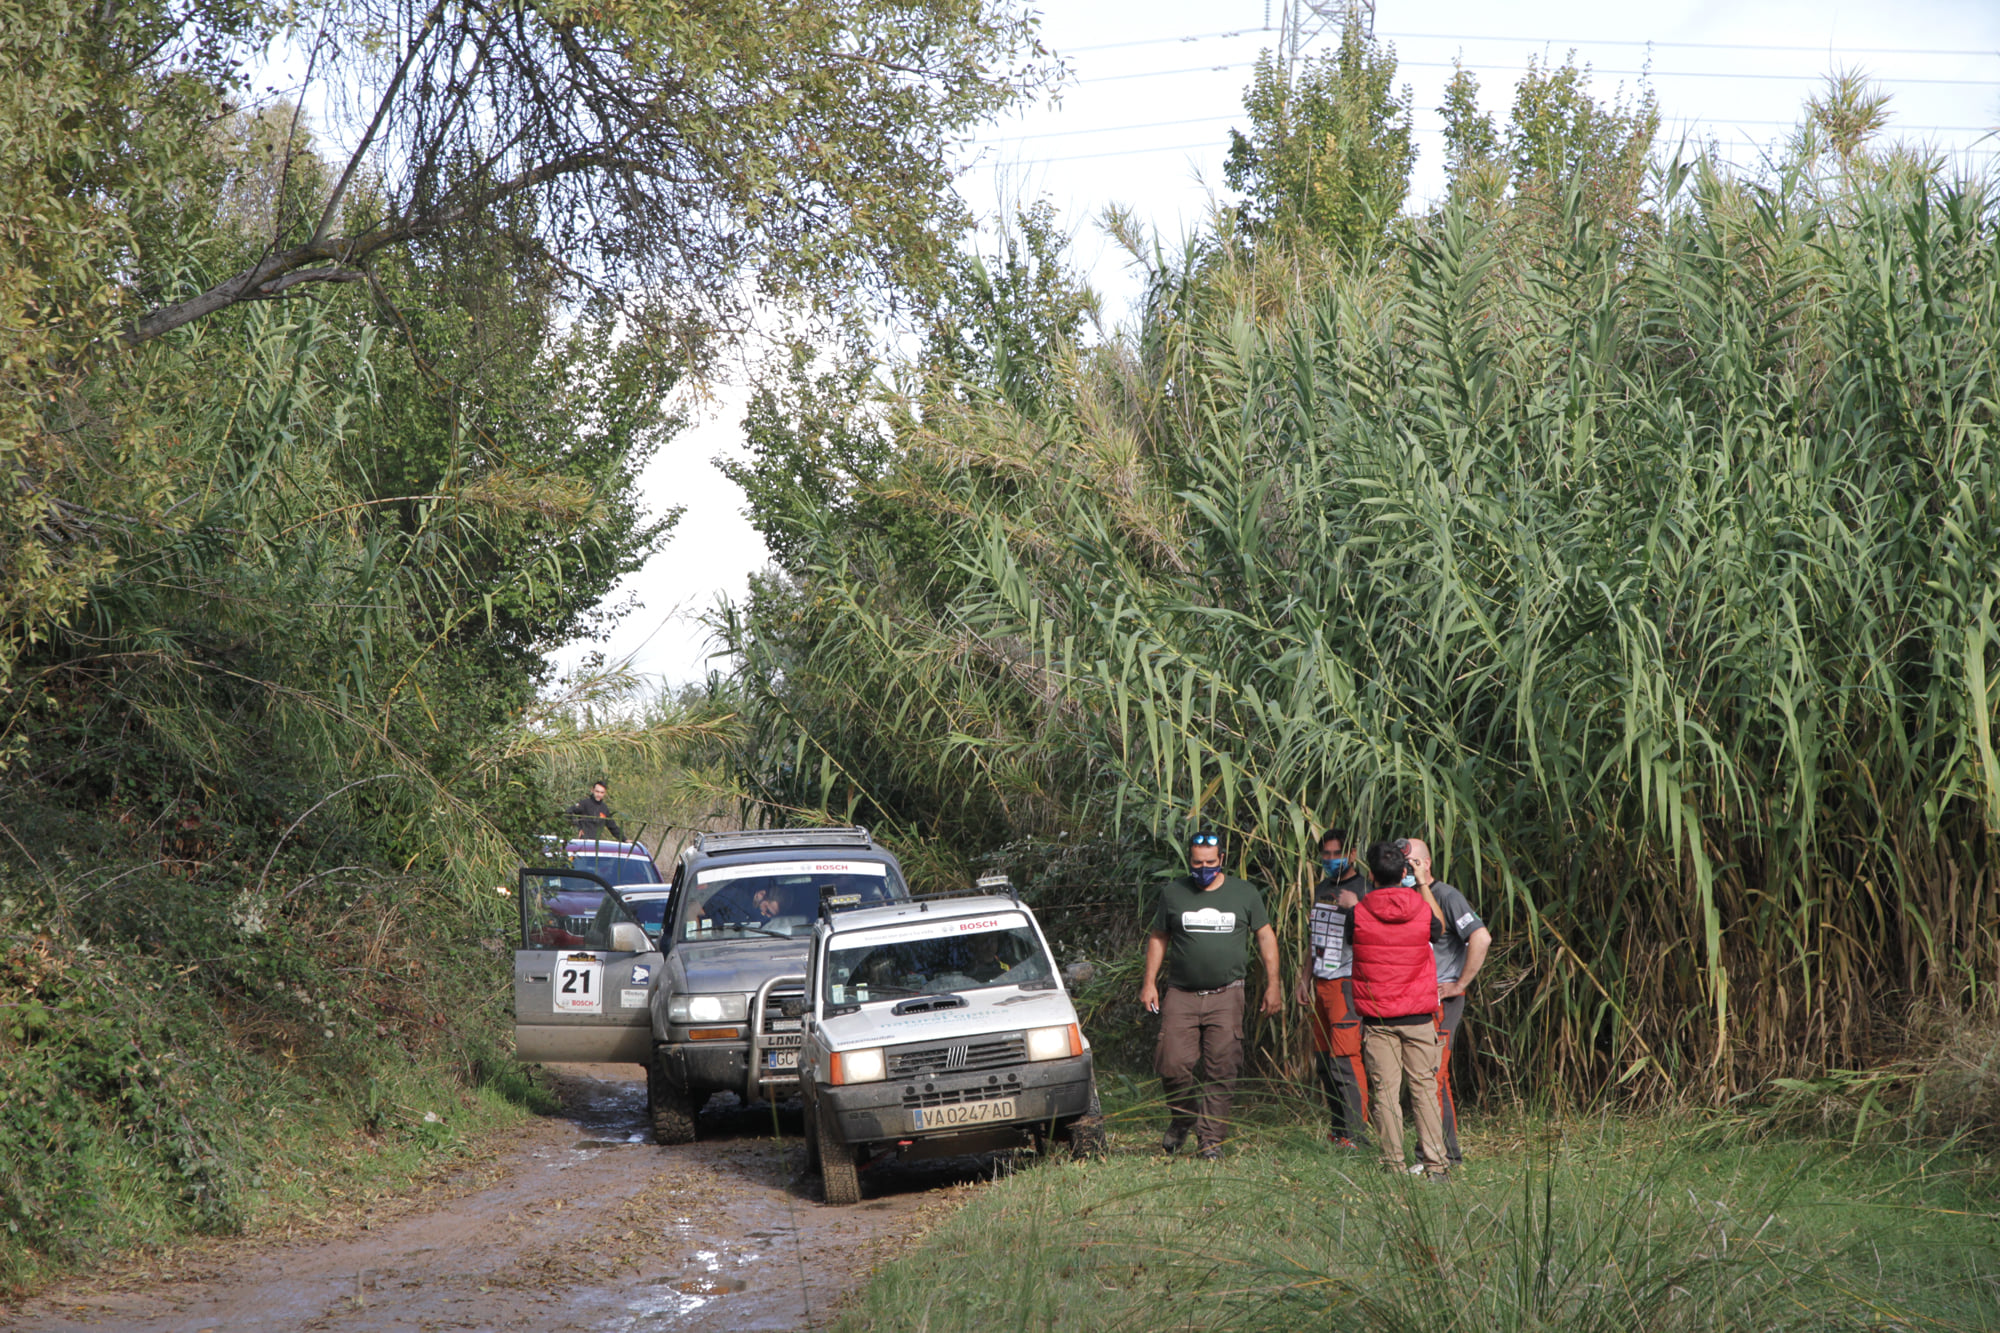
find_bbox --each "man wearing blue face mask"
[1139,830,1281,1160]
[1294,826,1372,1149]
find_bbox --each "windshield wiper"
[695,922,791,940]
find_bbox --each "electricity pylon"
[1268,0,1375,82]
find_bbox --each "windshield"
[678,859,904,943]
[822,915,1052,1005]
[569,853,659,887]
[621,896,671,942]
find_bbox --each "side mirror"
[609,922,651,954]
[779,998,806,1020]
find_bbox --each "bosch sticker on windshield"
[698,859,889,883]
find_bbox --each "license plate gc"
[914,1098,1016,1131]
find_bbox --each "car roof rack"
[695,825,873,854]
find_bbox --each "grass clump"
[840,1102,2000,1331]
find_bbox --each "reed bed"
[727,164,2000,1104]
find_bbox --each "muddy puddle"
[5,1065,991,1332]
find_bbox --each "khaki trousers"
[1361,1020,1447,1173]
[1154,983,1245,1149]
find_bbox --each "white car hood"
[819,986,1082,1050]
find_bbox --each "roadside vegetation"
[704,15,2000,1324]
[717,18,2000,1116]
[0,0,1051,1293]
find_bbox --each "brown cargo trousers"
[1154,981,1245,1150]
[1361,1018,1448,1175]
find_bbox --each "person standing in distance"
[1139,831,1283,1161]
[1404,837,1490,1168]
[1293,826,1372,1149]
[566,781,623,840]
[1350,840,1449,1179]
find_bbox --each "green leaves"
[727,152,2000,1105]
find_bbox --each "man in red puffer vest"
[1349,840,1449,1179]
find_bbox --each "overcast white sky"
[546,0,2000,691]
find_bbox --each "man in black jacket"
[566,781,623,840]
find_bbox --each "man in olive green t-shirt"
[1138,831,1282,1159]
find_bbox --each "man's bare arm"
[1139,930,1168,1013]
[1442,927,1492,1000]
[1255,924,1283,1015]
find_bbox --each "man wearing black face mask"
[1139,831,1280,1160]
[1294,826,1372,1148]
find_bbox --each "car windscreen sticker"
[698,859,889,884]
[619,988,647,1009]
[554,953,603,1014]
[833,912,1030,951]
[629,964,650,984]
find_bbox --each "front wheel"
[648,1053,696,1145]
[1065,1083,1108,1160]
[815,1101,861,1206]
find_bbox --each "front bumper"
[818,1052,1096,1147]
[657,1034,800,1101]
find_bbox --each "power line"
[1375,30,1998,59]
[1052,24,1997,61]
[986,111,1993,146]
[1079,57,2000,87]
[1063,28,1265,55]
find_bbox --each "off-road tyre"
[801,1092,822,1174]
[1067,1115,1108,1160]
[815,1102,861,1206]
[648,1053,697,1145]
[1066,1084,1108,1160]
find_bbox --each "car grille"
[760,991,805,1044]
[886,1034,1025,1079]
[902,1075,1022,1109]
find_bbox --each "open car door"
[515,867,663,1064]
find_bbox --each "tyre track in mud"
[5,1065,987,1332]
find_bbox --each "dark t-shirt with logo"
[1151,874,1271,991]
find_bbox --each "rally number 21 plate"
[554,954,603,1014]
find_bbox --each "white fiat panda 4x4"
[793,876,1106,1204]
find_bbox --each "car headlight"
[831,1047,885,1084]
[1025,1024,1082,1061]
[669,993,749,1023]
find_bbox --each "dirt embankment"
[5,1066,986,1332]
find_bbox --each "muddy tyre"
[1066,1115,1108,1160]
[815,1103,861,1206]
[802,1096,822,1174]
[648,1054,696,1145]
[1066,1084,1108,1160]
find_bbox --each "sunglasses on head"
[1189,833,1219,847]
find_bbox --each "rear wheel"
[648,1053,696,1145]
[815,1102,861,1206]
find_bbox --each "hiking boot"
[1195,1145,1223,1162]
[1160,1128,1189,1156]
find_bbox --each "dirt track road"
[5,1066,984,1332]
